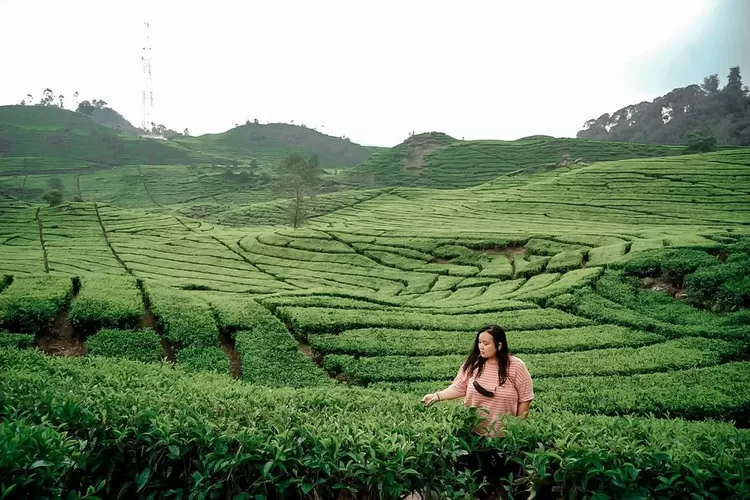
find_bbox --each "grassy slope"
[0,105,225,171]
[347,134,685,188]
[0,106,381,175]
[174,122,382,168]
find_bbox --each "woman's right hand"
[422,393,439,407]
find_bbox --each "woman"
[422,324,534,433]
[422,324,534,495]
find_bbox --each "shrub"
[685,252,750,311]
[176,346,230,374]
[684,127,717,153]
[0,275,73,334]
[69,276,143,336]
[41,189,63,207]
[619,248,717,282]
[84,328,162,363]
[0,419,90,498]
[236,326,331,387]
[0,332,35,349]
[144,285,218,348]
[0,349,481,498]
[1,349,748,499]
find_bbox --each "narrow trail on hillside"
[36,278,85,357]
[95,202,134,276]
[136,280,176,362]
[35,207,50,273]
[137,165,163,208]
[217,330,242,379]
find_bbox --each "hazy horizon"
[1,0,747,147]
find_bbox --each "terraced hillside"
[0,105,380,177]
[347,133,687,188]
[0,105,228,171]
[172,121,381,168]
[1,147,749,497]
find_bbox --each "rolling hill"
[0,106,381,176]
[345,133,685,188]
[172,121,381,168]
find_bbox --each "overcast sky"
[1,0,747,146]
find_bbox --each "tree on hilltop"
[273,153,321,228]
[77,100,95,115]
[39,88,55,106]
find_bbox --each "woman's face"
[478,331,499,359]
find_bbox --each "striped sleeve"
[513,358,534,402]
[450,365,469,396]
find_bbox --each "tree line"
[577,66,750,146]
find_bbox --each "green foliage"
[41,189,63,207]
[277,305,586,336]
[0,419,92,498]
[0,275,73,334]
[310,325,663,357]
[685,251,750,311]
[324,338,742,384]
[84,328,162,363]
[68,276,143,335]
[207,294,280,333]
[495,411,750,499]
[347,135,681,188]
[46,176,64,192]
[0,348,481,498]
[685,127,718,153]
[143,285,218,348]
[545,249,585,273]
[176,346,230,375]
[236,327,331,387]
[0,332,35,349]
[535,362,750,424]
[618,248,718,281]
[578,66,750,147]
[273,153,322,228]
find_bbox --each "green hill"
[173,122,381,168]
[0,106,381,176]
[88,107,140,136]
[0,105,226,173]
[346,134,685,188]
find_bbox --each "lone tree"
[42,190,63,207]
[684,128,717,154]
[76,100,95,115]
[47,177,64,192]
[273,153,321,228]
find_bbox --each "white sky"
[0,0,720,146]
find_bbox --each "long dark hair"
[461,324,510,386]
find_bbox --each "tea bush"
[310,325,663,357]
[69,276,143,335]
[0,331,35,349]
[144,284,218,348]
[0,348,481,499]
[0,275,73,333]
[618,248,717,282]
[2,348,747,499]
[278,306,590,336]
[84,328,162,363]
[176,346,230,375]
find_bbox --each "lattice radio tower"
[140,21,155,133]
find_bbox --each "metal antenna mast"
[140,21,154,133]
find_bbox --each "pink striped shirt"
[450,355,534,436]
